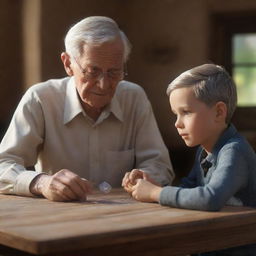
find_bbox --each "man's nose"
[96,74,110,89]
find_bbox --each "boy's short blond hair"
[166,64,237,124]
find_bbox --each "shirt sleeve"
[159,143,249,211]
[0,89,44,196]
[133,96,175,186]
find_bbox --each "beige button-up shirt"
[0,77,174,196]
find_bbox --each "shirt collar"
[63,78,124,124]
[199,124,238,165]
[63,77,84,124]
[200,149,213,174]
[212,124,237,154]
[108,90,124,122]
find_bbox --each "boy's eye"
[182,110,191,115]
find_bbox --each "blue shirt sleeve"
[159,143,249,211]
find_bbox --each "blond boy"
[123,63,256,210]
[122,63,256,254]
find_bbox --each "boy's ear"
[61,52,73,76]
[215,101,227,122]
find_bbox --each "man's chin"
[85,101,110,111]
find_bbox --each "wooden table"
[1,189,256,256]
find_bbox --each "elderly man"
[0,16,174,201]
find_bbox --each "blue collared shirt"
[160,124,256,211]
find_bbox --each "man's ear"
[61,52,73,76]
[215,101,227,122]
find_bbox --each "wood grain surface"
[1,189,256,256]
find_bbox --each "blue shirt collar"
[212,124,238,155]
[200,124,238,166]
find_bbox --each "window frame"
[210,12,256,133]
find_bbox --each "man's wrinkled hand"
[30,169,92,201]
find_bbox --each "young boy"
[122,64,256,255]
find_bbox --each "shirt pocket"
[105,149,135,187]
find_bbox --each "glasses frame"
[73,57,128,81]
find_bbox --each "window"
[210,12,256,140]
[232,33,256,106]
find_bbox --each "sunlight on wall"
[22,0,42,89]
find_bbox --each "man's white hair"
[64,16,131,62]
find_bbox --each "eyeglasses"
[74,58,127,81]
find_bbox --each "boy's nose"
[175,117,183,129]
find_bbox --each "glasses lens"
[75,57,126,81]
[85,70,124,81]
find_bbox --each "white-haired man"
[0,16,174,201]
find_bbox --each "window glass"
[232,34,256,106]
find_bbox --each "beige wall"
[1,0,256,160]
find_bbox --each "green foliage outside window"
[232,34,256,106]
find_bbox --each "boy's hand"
[122,169,143,192]
[122,169,159,193]
[130,179,162,203]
